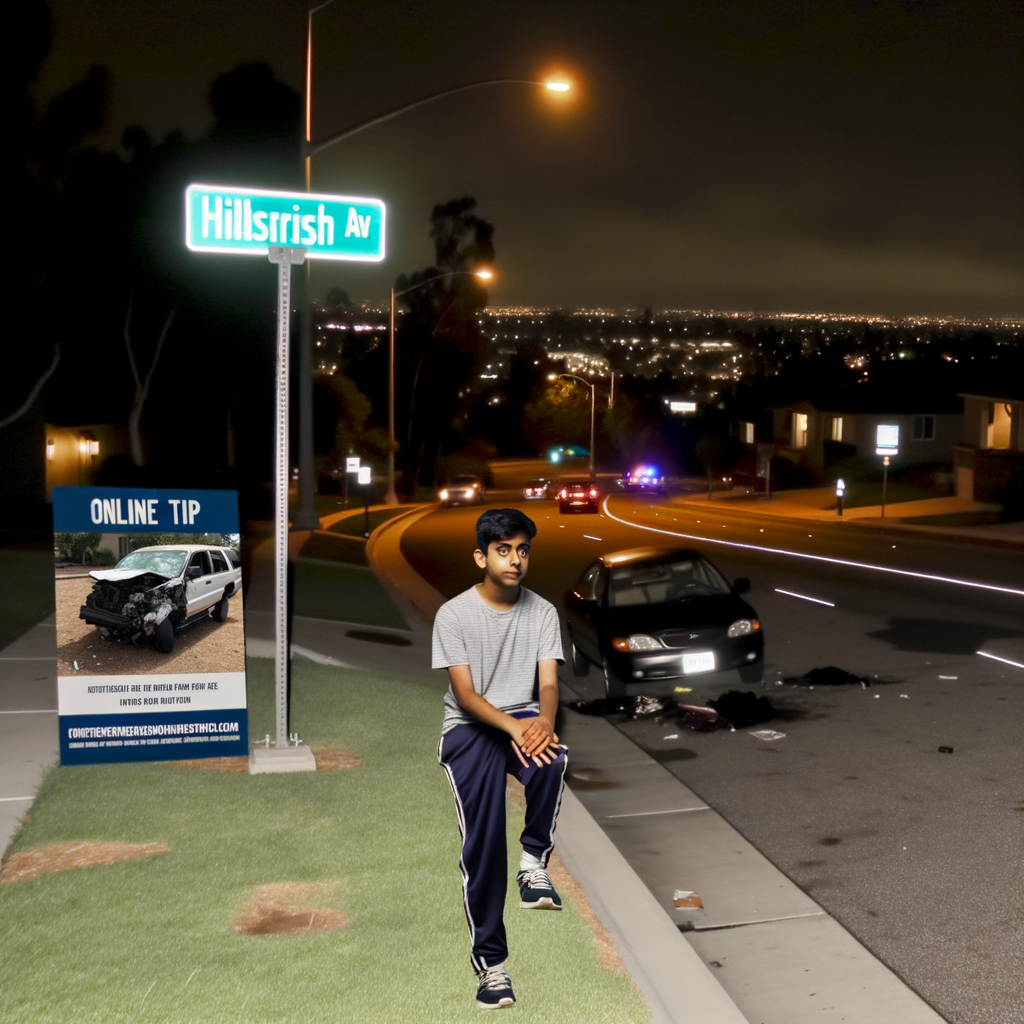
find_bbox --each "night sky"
[38,0,1023,317]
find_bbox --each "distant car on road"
[439,475,486,507]
[564,546,763,697]
[558,478,600,514]
[80,545,242,654]
[522,477,555,500]
[619,464,665,493]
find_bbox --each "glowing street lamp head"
[474,268,494,281]
[545,80,570,92]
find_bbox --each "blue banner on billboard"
[54,486,248,767]
[53,486,240,534]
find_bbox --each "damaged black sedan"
[564,546,764,697]
[80,545,242,654]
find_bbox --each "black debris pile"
[784,666,870,687]
[567,695,674,719]
[708,690,776,727]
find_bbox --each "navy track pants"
[438,715,568,972]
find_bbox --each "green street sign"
[185,183,385,261]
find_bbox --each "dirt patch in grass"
[1,840,169,883]
[233,882,347,936]
[171,747,360,773]
[506,779,629,979]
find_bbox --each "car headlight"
[612,634,663,652]
[727,618,760,637]
[439,490,449,500]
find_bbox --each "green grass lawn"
[0,660,649,1024]
[0,548,55,651]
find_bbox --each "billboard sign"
[53,486,248,765]
[185,183,385,262]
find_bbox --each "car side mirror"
[188,566,203,579]
[733,577,751,594]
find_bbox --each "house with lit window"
[951,387,1024,502]
[770,385,963,470]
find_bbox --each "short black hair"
[476,508,537,553]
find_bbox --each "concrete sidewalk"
[670,489,1024,549]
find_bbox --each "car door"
[565,561,606,663]
[185,551,213,616]
[208,549,232,600]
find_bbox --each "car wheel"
[738,661,764,684]
[211,593,230,623]
[603,657,626,699]
[571,640,590,677]
[153,618,174,654]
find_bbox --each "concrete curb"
[368,508,751,1024]
[557,786,749,1024]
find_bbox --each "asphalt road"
[400,487,1024,1024]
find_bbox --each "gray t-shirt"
[432,585,564,734]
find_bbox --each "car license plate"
[682,651,715,675]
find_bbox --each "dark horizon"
[34,0,1024,319]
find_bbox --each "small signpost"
[875,425,899,518]
[185,183,385,773]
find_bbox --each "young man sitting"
[433,507,568,1009]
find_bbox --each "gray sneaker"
[476,964,515,1009]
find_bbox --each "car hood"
[88,569,174,584]
[596,593,757,632]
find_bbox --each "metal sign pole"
[268,245,306,750]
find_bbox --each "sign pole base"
[249,744,317,774]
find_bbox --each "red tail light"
[589,488,598,497]
[560,489,567,498]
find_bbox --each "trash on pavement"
[663,733,679,740]
[680,704,724,731]
[632,695,672,717]
[673,890,704,908]
[938,746,954,753]
[749,729,787,741]
[899,694,909,698]
[939,675,958,680]
[709,690,775,727]
[673,686,693,693]
[784,666,870,687]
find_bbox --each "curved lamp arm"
[309,79,563,157]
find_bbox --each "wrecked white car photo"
[80,545,242,654]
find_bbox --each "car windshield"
[526,479,546,487]
[449,476,477,485]
[114,550,188,578]
[607,557,731,607]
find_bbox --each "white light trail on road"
[601,497,1024,598]
[774,588,835,607]
[583,535,603,541]
[976,650,1024,670]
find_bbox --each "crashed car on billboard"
[80,545,242,654]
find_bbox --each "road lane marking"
[774,588,835,607]
[601,496,1024,598]
[583,535,603,541]
[606,806,710,818]
[977,650,1024,670]
[0,797,36,803]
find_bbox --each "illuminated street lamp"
[292,9,573,527]
[548,372,597,481]
[386,268,494,504]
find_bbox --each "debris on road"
[785,666,870,687]
[709,690,775,727]
[673,686,693,693]
[673,890,704,909]
[939,675,958,680]
[663,733,679,739]
[750,729,787,741]
[938,746,954,753]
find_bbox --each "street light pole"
[551,372,597,481]
[295,43,570,524]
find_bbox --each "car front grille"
[659,629,719,648]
